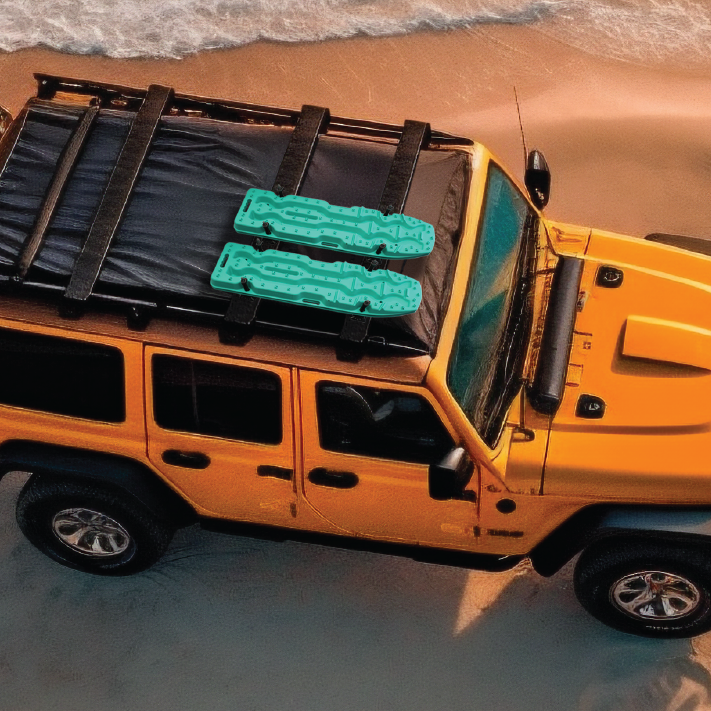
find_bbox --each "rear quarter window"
[152,355,282,445]
[0,327,125,422]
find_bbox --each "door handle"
[511,426,535,443]
[162,449,211,469]
[257,465,293,481]
[308,467,359,489]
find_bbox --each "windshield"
[447,163,536,447]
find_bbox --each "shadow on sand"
[2,472,711,711]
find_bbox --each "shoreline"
[2,25,711,237]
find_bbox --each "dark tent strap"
[61,84,173,316]
[220,104,330,345]
[339,119,431,358]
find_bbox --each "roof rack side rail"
[219,104,330,346]
[60,84,173,320]
[33,74,471,145]
[338,119,431,361]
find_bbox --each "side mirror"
[428,447,475,501]
[524,149,551,210]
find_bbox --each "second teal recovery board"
[211,244,422,317]
[234,188,435,259]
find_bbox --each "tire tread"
[574,537,711,638]
[16,474,174,576]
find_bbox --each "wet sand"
[3,472,711,711]
[2,24,711,711]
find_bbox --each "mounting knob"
[596,266,624,288]
[576,394,606,419]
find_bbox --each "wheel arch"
[530,504,711,576]
[0,440,197,526]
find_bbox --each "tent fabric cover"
[0,101,468,352]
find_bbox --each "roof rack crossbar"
[14,105,99,283]
[220,104,330,344]
[61,84,173,316]
[338,120,430,358]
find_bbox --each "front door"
[145,347,296,526]
[299,370,479,548]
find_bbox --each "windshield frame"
[446,162,538,448]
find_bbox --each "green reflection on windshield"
[447,164,529,435]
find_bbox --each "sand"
[3,26,711,240]
[3,471,711,711]
[2,24,711,711]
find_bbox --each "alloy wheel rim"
[52,508,131,557]
[611,570,701,621]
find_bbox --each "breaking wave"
[1,0,711,63]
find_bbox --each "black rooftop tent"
[0,76,471,357]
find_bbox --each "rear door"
[145,347,296,525]
[299,370,479,548]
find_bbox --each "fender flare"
[529,505,711,576]
[0,440,196,526]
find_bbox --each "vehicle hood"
[551,229,711,432]
[541,229,711,502]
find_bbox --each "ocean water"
[1,0,711,62]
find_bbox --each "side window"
[316,382,454,465]
[0,327,125,422]
[152,355,282,444]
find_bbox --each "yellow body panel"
[144,346,298,525]
[1,134,710,561]
[623,315,711,370]
[0,320,147,463]
[298,369,480,550]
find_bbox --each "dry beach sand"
[3,25,711,240]
[2,24,711,711]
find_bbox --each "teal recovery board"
[211,244,422,317]
[234,188,435,259]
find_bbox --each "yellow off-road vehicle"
[0,75,710,638]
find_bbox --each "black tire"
[16,474,175,576]
[574,538,711,638]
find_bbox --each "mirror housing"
[524,149,551,209]
[428,447,475,501]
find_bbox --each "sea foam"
[1,0,710,63]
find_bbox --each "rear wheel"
[16,474,175,575]
[574,539,711,638]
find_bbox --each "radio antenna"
[513,86,528,171]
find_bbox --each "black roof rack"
[0,76,469,358]
[33,74,472,147]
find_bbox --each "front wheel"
[574,539,711,638]
[16,474,175,575]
